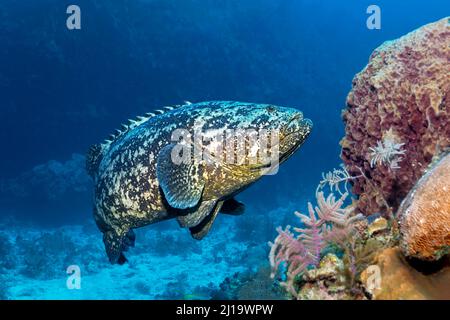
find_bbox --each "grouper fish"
[86,101,312,264]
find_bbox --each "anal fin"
[189,200,224,240]
[177,200,217,228]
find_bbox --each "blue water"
[0,0,448,299]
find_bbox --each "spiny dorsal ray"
[100,102,190,149]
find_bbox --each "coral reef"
[0,154,91,200]
[236,266,286,300]
[268,192,346,296]
[211,272,249,300]
[0,232,16,270]
[367,217,388,236]
[341,17,450,216]
[211,266,286,300]
[360,247,450,300]
[270,18,450,300]
[269,205,392,299]
[269,163,449,300]
[14,228,108,280]
[268,171,373,299]
[398,152,450,261]
[297,254,356,300]
[268,167,407,300]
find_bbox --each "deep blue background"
[0,0,448,225]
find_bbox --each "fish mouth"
[249,132,307,172]
[279,117,312,163]
[279,141,302,164]
[248,117,312,172]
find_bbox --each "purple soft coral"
[269,187,364,298]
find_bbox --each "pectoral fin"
[157,144,205,209]
[220,198,245,215]
[189,200,224,240]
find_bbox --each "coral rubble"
[398,152,450,261]
[341,17,450,216]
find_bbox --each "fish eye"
[266,106,276,113]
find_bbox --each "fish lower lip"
[249,142,299,171]
[280,142,301,163]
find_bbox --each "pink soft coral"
[269,188,364,298]
[269,226,312,296]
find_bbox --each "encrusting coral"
[341,17,450,216]
[360,247,450,300]
[398,152,450,261]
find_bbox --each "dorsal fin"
[100,102,191,150]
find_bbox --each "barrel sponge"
[341,17,450,216]
[398,153,450,261]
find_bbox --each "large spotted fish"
[86,101,312,264]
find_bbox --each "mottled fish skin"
[88,101,312,263]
